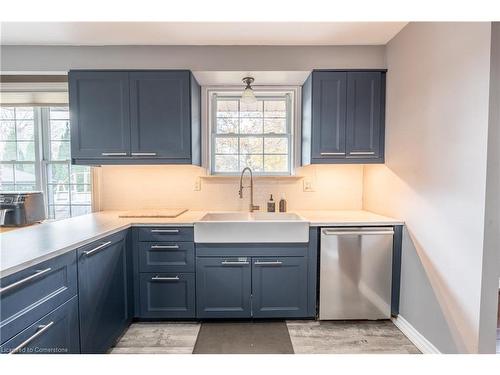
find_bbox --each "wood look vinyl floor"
[111,320,420,354]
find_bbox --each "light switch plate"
[303,179,314,192]
[194,177,201,191]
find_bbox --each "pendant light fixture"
[241,76,257,104]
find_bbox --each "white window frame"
[0,105,95,220]
[203,86,302,176]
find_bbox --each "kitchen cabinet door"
[77,231,130,353]
[0,296,80,354]
[139,273,195,318]
[251,257,308,318]
[69,71,131,161]
[346,71,384,161]
[196,257,251,318]
[129,71,193,162]
[311,71,347,161]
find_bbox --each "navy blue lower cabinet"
[139,273,195,318]
[0,251,77,345]
[252,257,308,318]
[77,231,130,353]
[139,242,194,273]
[0,296,80,354]
[196,257,252,319]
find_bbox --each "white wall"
[0,45,385,72]
[96,164,363,211]
[363,23,493,353]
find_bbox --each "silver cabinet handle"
[101,152,128,156]
[0,268,52,295]
[254,261,283,266]
[83,241,112,256]
[131,152,157,156]
[221,261,249,265]
[151,275,179,281]
[150,229,180,234]
[10,321,55,354]
[150,244,180,250]
[322,229,394,236]
[349,151,375,155]
[320,152,345,156]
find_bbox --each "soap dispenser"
[279,194,287,212]
[267,194,276,212]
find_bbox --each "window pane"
[71,205,91,216]
[264,118,287,134]
[48,184,70,205]
[216,100,238,117]
[17,141,35,161]
[240,154,263,172]
[0,183,15,191]
[0,164,14,183]
[16,121,34,141]
[0,121,16,140]
[215,155,238,172]
[49,120,70,140]
[48,163,70,184]
[264,155,288,172]
[50,141,70,161]
[215,118,238,134]
[71,184,92,204]
[240,101,263,117]
[15,107,34,120]
[264,100,286,117]
[240,118,263,134]
[1,107,15,120]
[264,138,288,154]
[49,107,70,120]
[215,137,238,154]
[70,165,91,185]
[0,141,17,160]
[16,183,37,191]
[49,205,70,220]
[240,137,263,154]
[15,164,36,183]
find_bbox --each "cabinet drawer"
[138,227,194,242]
[0,296,80,354]
[0,251,77,345]
[139,242,194,272]
[139,273,195,318]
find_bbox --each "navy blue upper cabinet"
[69,71,131,161]
[69,70,201,165]
[77,231,131,353]
[302,70,386,164]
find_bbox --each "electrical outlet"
[194,177,201,191]
[303,179,314,192]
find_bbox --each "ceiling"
[0,22,407,46]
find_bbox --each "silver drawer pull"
[101,152,128,156]
[131,152,157,156]
[322,229,394,236]
[349,151,375,155]
[10,321,55,354]
[151,244,180,250]
[254,261,283,266]
[221,261,249,265]
[84,241,112,256]
[151,275,180,281]
[320,152,345,156]
[150,229,180,234]
[0,268,52,295]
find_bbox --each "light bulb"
[241,87,257,103]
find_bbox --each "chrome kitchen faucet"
[238,167,260,212]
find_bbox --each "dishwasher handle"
[322,228,394,236]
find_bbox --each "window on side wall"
[210,91,294,176]
[0,106,92,220]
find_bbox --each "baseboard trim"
[391,315,441,354]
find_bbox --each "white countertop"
[0,209,402,277]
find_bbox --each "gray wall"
[363,22,493,353]
[479,21,500,353]
[0,45,385,72]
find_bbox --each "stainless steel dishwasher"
[319,227,394,320]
